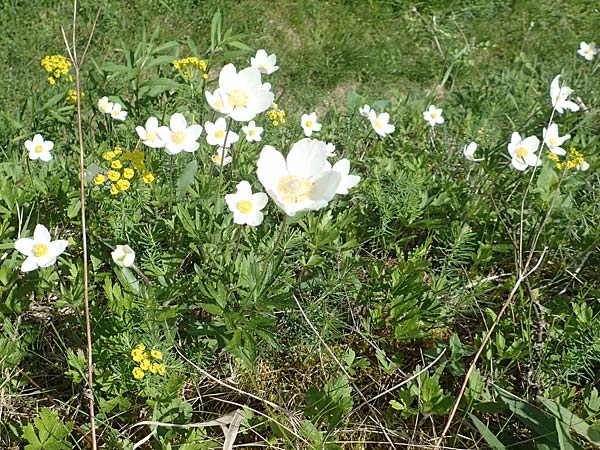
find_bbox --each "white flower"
[211,147,232,167]
[369,111,395,137]
[257,138,341,217]
[14,224,68,272]
[463,142,484,162]
[97,96,113,114]
[260,82,272,92]
[324,143,336,158]
[205,64,274,122]
[577,41,597,61]
[111,245,135,268]
[157,113,203,155]
[136,117,165,149]
[507,132,542,171]
[25,134,53,162]
[423,105,444,127]
[204,117,239,148]
[542,123,570,156]
[110,102,128,121]
[359,104,371,117]
[331,159,360,195]
[250,49,279,75]
[225,181,269,226]
[576,161,590,171]
[550,75,580,114]
[242,120,264,142]
[301,112,322,137]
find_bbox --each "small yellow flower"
[157,364,166,375]
[131,348,145,362]
[149,362,160,374]
[123,168,135,179]
[103,151,116,161]
[132,367,145,379]
[134,161,145,171]
[136,343,146,351]
[150,349,163,360]
[113,147,123,156]
[110,185,119,195]
[48,76,56,85]
[272,120,279,126]
[93,174,106,185]
[140,359,151,371]
[116,179,130,191]
[111,160,123,169]
[67,89,82,104]
[107,170,120,182]
[142,172,155,184]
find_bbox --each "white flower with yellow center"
[111,245,135,268]
[550,75,579,114]
[204,117,239,148]
[542,123,570,156]
[14,224,68,272]
[211,147,232,167]
[136,117,165,149]
[250,49,279,75]
[257,138,341,217]
[507,132,541,171]
[110,102,128,121]
[225,181,268,226]
[205,64,274,122]
[368,111,395,137]
[157,113,203,155]
[359,104,371,118]
[301,112,322,137]
[463,142,484,162]
[242,120,263,142]
[25,134,53,162]
[577,41,597,61]
[423,105,444,127]
[97,96,113,114]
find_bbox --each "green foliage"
[21,408,73,450]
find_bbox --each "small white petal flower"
[542,123,570,156]
[250,49,279,75]
[507,132,542,171]
[577,41,597,61]
[331,159,360,195]
[257,138,341,217]
[242,120,264,142]
[157,113,203,155]
[204,117,239,148]
[136,117,165,149]
[24,134,54,162]
[423,105,444,127]
[301,112,322,137]
[576,161,589,171]
[550,75,580,114]
[14,224,68,272]
[463,142,484,162]
[368,110,395,137]
[110,102,128,121]
[324,143,336,158]
[225,180,269,226]
[211,147,232,167]
[205,89,232,116]
[111,245,135,268]
[97,96,113,114]
[359,104,371,117]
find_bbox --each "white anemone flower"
[507,132,542,171]
[359,104,371,117]
[136,117,165,149]
[110,102,128,121]
[111,245,135,268]
[25,134,54,162]
[250,49,279,75]
[225,181,269,226]
[301,112,322,137]
[550,75,580,114]
[205,64,274,122]
[463,142,484,162]
[205,117,239,148]
[242,120,264,142]
[576,161,590,171]
[211,147,232,167]
[157,113,203,155]
[97,96,113,114]
[257,138,341,217]
[542,123,570,156]
[577,41,597,61]
[368,110,395,137]
[423,105,444,127]
[331,159,360,195]
[14,224,68,272]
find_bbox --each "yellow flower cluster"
[93,147,155,195]
[67,89,84,104]
[172,57,208,80]
[267,103,286,126]
[41,55,72,86]
[548,147,588,171]
[131,343,166,380]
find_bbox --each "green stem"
[252,214,288,300]
[212,117,233,207]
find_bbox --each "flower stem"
[252,214,288,300]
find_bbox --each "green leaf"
[176,160,198,195]
[42,92,67,111]
[469,414,506,450]
[22,408,73,450]
[66,198,81,219]
[538,396,600,445]
[210,11,222,51]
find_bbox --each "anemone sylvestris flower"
[205,117,239,148]
[250,49,279,75]
[225,181,268,226]
[98,96,113,114]
[423,105,444,127]
[463,142,484,162]
[242,120,263,142]
[507,132,541,171]
[369,111,395,137]
[25,134,54,162]
[301,112,322,137]
[111,245,135,268]
[136,117,165,149]
[110,102,128,121]
[14,224,68,272]
[157,113,202,155]
[550,75,579,114]
[542,123,570,156]
[577,41,597,61]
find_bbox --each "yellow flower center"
[35,145,44,153]
[214,98,224,109]
[548,137,558,146]
[215,130,225,139]
[172,130,186,145]
[212,154,222,164]
[237,200,253,214]
[374,119,383,129]
[430,112,438,119]
[33,243,49,257]
[249,129,256,136]
[277,175,313,204]
[146,131,157,142]
[515,146,529,158]
[305,120,313,128]
[228,89,249,108]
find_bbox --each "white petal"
[14,238,34,256]
[257,146,288,191]
[21,256,39,272]
[287,139,328,179]
[33,224,51,243]
[170,113,187,131]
